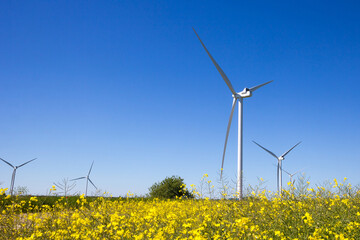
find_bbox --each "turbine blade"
[273,163,291,176]
[280,141,301,158]
[11,169,16,193]
[193,28,237,95]
[17,158,37,168]
[252,141,278,159]
[249,80,273,92]
[221,98,237,178]
[293,168,304,176]
[88,178,97,189]
[88,161,94,176]
[70,177,86,181]
[0,158,14,168]
[281,167,291,176]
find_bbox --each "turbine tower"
[0,157,37,196]
[193,28,272,199]
[253,141,301,194]
[71,161,97,197]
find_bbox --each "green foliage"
[148,176,193,199]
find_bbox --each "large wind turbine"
[253,141,301,193]
[193,28,272,199]
[71,161,97,197]
[0,157,37,196]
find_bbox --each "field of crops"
[1,179,360,239]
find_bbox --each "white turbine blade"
[249,80,273,92]
[293,168,305,176]
[193,28,237,95]
[11,169,16,195]
[221,98,237,178]
[11,169,16,186]
[273,163,290,176]
[17,158,37,168]
[281,167,291,176]
[0,158,14,168]
[88,178,97,189]
[88,161,94,176]
[70,177,86,181]
[280,141,301,158]
[252,141,278,159]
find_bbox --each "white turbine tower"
[193,28,272,199]
[253,141,301,194]
[0,157,37,196]
[71,161,97,197]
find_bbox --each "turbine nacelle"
[232,88,253,99]
[239,88,252,98]
[278,156,284,161]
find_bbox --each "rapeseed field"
[1,178,359,239]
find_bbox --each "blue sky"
[1,1,359,196]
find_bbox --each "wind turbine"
[253,141,301,194]
[0,157,37,196]
[193,28,272,199]
[71,161,97,197]
[281,167,303,185]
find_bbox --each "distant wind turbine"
[253,141,301,194]
[282,168,303,185]
[193,28,272,199]
[0,157,37,196]
[71,161,97,197]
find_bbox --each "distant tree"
[14,186,29,196]
[54,178,76,197]
[148,176,193,199]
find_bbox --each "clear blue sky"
[1,1,359,196]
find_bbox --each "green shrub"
[148,176,193,199]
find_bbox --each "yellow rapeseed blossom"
[1,179,360,239]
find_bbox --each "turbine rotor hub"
[232,93,241,99]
